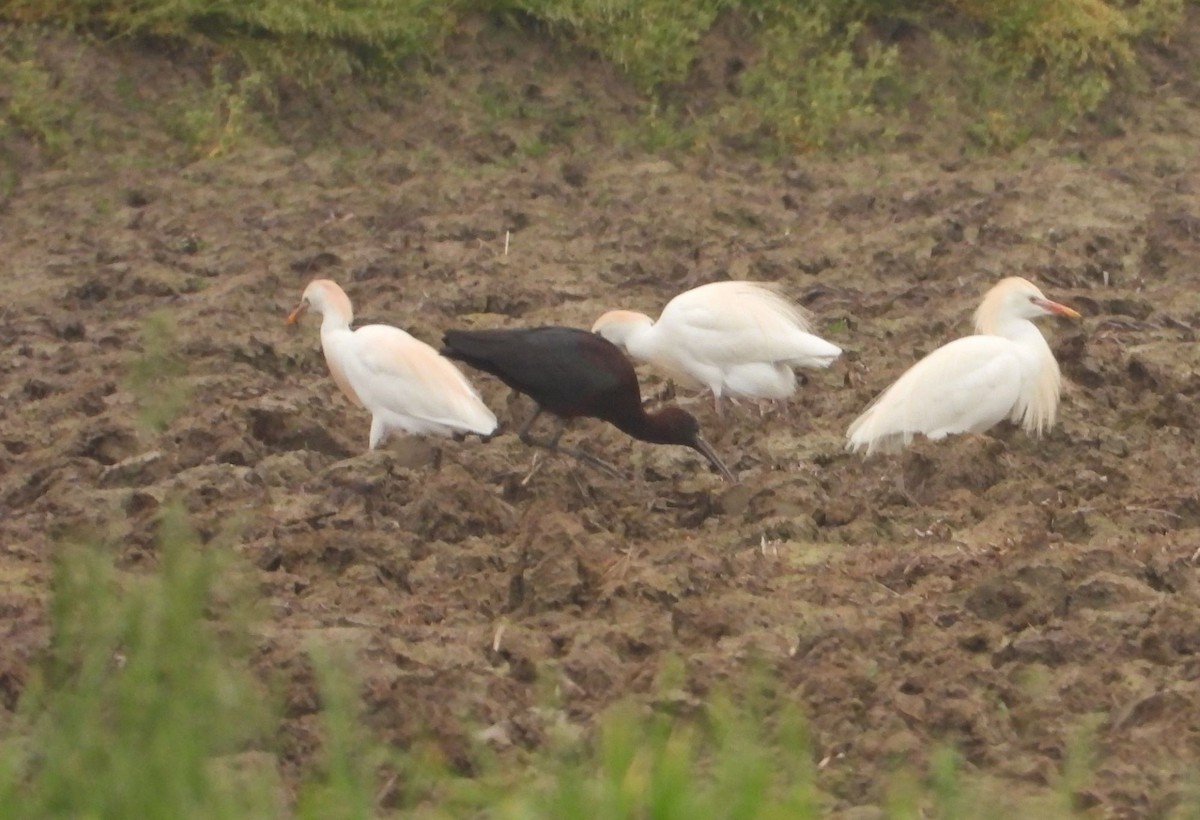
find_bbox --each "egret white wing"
[347,324,497,435]
[846,336,1024,454]
[662,282,840,367]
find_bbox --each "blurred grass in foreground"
[0,507,282,816]
[0,505,1179,818]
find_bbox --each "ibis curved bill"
[591,280,842,413]
[441,325,736,482]
[846,277,1080,455]
[287,279,497,450]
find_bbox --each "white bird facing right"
[591,280,843,414]
[286,279,497,450]
[846,276,1081,455]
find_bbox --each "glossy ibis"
[441,326,736,482]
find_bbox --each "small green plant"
[296,647,382,820]
[166,66,273,158]
[502,0,729,93]
[519,137,551,158]
[481,695,821,820]
[0,507,278,817]
[0,52,75,156]
[825,317,850,336]
[0,505,390,817]
[617,103,701,155]
[735,2,900,152]
[1055,714,1103,814]
[127,310,191,433]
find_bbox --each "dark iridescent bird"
[441,326,737,482]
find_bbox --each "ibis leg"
[516,407,625,479]
[516,407,543,441]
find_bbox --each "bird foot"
[558,444,627,480]
[519,429,627,482]
[756,399,792,420]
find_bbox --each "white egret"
[591,281,842,415]
[287,279,497,450]
[847,277,1080,455]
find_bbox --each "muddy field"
[2,21,1200,817]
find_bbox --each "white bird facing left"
[286,279,497,450]
[591,280,843,414]
[846,276,1081,455]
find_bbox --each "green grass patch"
[496,0,728,93]
[0,506,387,817]
[732,3,901,152]
[127,310,192,433]
[3,0,457,83]
[0,508,280,816]
[0,0,1192,155]
[0,43,77,158]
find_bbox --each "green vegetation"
[3,0,457,83]
[734,4,901,151]
[0,46,77,158]
[127,311,192,433]
[0,507,1151,819]
[483,694,822,819]
[0,493,1149,817]
[502,0,726,92]
[0,505,412,817]
[0,507,284,817]
[0,0,1192,155]
[166,66,273,158]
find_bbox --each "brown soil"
[3,17,1200,817]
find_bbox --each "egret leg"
[369,416,387,450]
[644,380,677,407]
[516,407,626,479]
[894,466,922,507]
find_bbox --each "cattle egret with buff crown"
[286,279,497,450]
[591,280,842,416]
[846,277,1080,455]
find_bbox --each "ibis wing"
[442,327,632,417]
